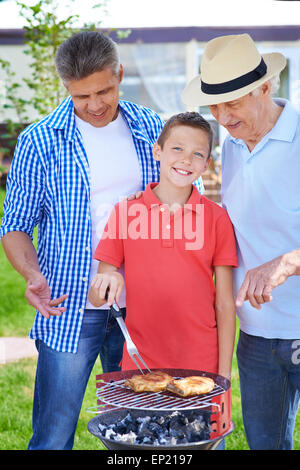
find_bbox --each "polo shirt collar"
[143,182,202,212]
[268,98,299,143]
[229,98,299,151]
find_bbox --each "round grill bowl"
[88,369,234,450]
[88,408,235,450]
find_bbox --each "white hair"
[251,74,281,97]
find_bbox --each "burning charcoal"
[193,414,212,439]
[141,436,153,445]
[185,423,200,442]
[185,420,211,443]
[195,414,208,428]
[169,428,185,441]
[169,411,189,429]
[98,422,107,436]
[123,412,134,425]
[118,431,137,444]
[187,411,201,422]
[118,413,137,433]
[99,410,213,446]
[104,428,117,440]
[126,422,138,433]
[169,422,186,441]
[136,428,155,445]
[136,416,151,433]
[162,415,171,430]
[169,412,180,426]
[135,435,144,444]
[151,415,165,425]
[114,420,127,434]
[148,422,161,439]
[157,435,167,445]
[190,418,205,433]
[178,413,189,426]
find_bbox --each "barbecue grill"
[87,368,234,450]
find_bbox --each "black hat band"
[201,58,267,95]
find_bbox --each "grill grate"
[96,377,225,412]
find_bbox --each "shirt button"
[82,277,88,282]
[160,207,165,212]
[85,246,90,252]
[166,224,171,229]
[79,308,84,314]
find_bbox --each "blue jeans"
[237,330,300,450]
[28,308,125,450]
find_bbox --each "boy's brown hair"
[157,112,213,159]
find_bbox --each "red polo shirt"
[94,183,238,373]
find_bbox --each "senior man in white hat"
[183,34,300,450]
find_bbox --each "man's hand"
[126,191,143,201]
[2,231,68,319]
[236,252,299,310]
[25,273,68,319]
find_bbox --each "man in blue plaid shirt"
[0,31,203,449]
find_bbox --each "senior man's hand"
[236,250,300,310]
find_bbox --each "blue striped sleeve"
[0,133,45,240]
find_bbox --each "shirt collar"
[267,98,299,143]
[229,98,299,148]
[118,100,139,124]
[142,182,203,213]
[45,96,76,141]
[119,100,153,144]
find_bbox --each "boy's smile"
[173,168,193,176]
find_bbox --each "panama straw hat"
[182,34,287,107]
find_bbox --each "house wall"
[1,27,300,123]
[1,26,300,200]
[0,44,38,122]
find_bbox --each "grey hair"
[251,74,281,97]
[55,31,120,84]
[269,74,281,96]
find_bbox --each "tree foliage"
[0,0,129,159]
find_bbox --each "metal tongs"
[106,291,151,374]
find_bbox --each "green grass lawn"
[0,187,38,336]
[0,186,299,450]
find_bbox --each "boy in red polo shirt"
[89,112,238,379]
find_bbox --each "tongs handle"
[105,288,151,374]
[105,289,122,317]
[109,301,122,318]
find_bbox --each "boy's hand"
[90,272,124,306]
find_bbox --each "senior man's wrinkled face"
[209,83,270,146]
[66,66,123,128]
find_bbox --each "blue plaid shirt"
[0,96,204,353]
